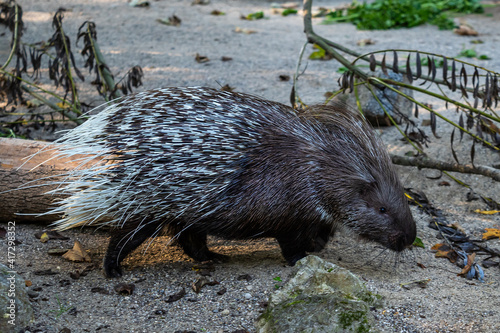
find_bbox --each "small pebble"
[244,293,252,299]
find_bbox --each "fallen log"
[0,138,83,224]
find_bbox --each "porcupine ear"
[358,181,377,198]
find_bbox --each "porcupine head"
[302,105,416,255]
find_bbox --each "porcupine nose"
[392,224,417,251]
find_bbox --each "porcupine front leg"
[277,226,333,265]
[277,235,309,266]
[174,229,228,262]
[104,220,160,278]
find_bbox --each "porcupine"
[46,86,416,277]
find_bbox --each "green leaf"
[413,237,424,248]
[246,11,264,20]
[282,8,298,16]
[459,48,477,58]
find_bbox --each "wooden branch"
[391,154,500,182]
[302,0,367,79]
[0,138,91,224]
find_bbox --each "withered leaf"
[405,54,413,83]
[454,24,478,36]
[430,56,436,82]
[438,181,450,186]
[221,56,232,61]
[470,139,476,167]
[47,248,70,256]
[349,72,355,93]
[459,113,465,141]
[415,52,421,80]
[192,0,210,5]
[91,287,110,295]
[156,15,181,26]
[450,128,459,164]
[114,283,135,296]
[165,287,186,303]
[482,228,500,240]
[430,111,440,138]
[400,278,430,290]
[414,104,418,118]
[392,50,398,73]
[475,209,500,215]
[192,277,219,293]
[482,259,499,268]
[431,243,458,263]
[211,10,225,16]
[279,74,290,81]
[443,57,448,84]
[451,60,457,91]
[62,240,91,263]
[381,53,387,74]
[460,64,467,89]
[35,230,69,242]
[357,38,375,46]
[369,54,376,71]
[485,72,491,107]
[458,252,476,277]
[195,53,210,63]
[234,27,257,34]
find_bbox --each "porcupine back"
[48,87,303,230]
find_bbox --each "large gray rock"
[256,255,382,333]
[0,263,34,332]
[332,69,413,126]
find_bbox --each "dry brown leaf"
[62,240,91,262]
[234,27,257,34]
[450,223,466,234]
[458,253,476,277]
[454,24,478,36]
[431,243,458,263]
[357,38,375,46]
[195,53,210,63]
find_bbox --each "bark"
[0,138,86,224]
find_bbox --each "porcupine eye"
[379,207,387,214]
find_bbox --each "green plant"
[0,1,143,137]
[49,296,73,319]
[322,0,483,30]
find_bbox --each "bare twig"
[391,154,500,182]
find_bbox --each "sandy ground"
[1,0,500,332]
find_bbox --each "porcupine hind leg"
[309,226,332,253]
[174,229,228,262]
[104,220,160,278]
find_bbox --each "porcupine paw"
[103,258,123,278]
[187,248,229,263]
[283,252,307,266]
[277,238,308,266]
